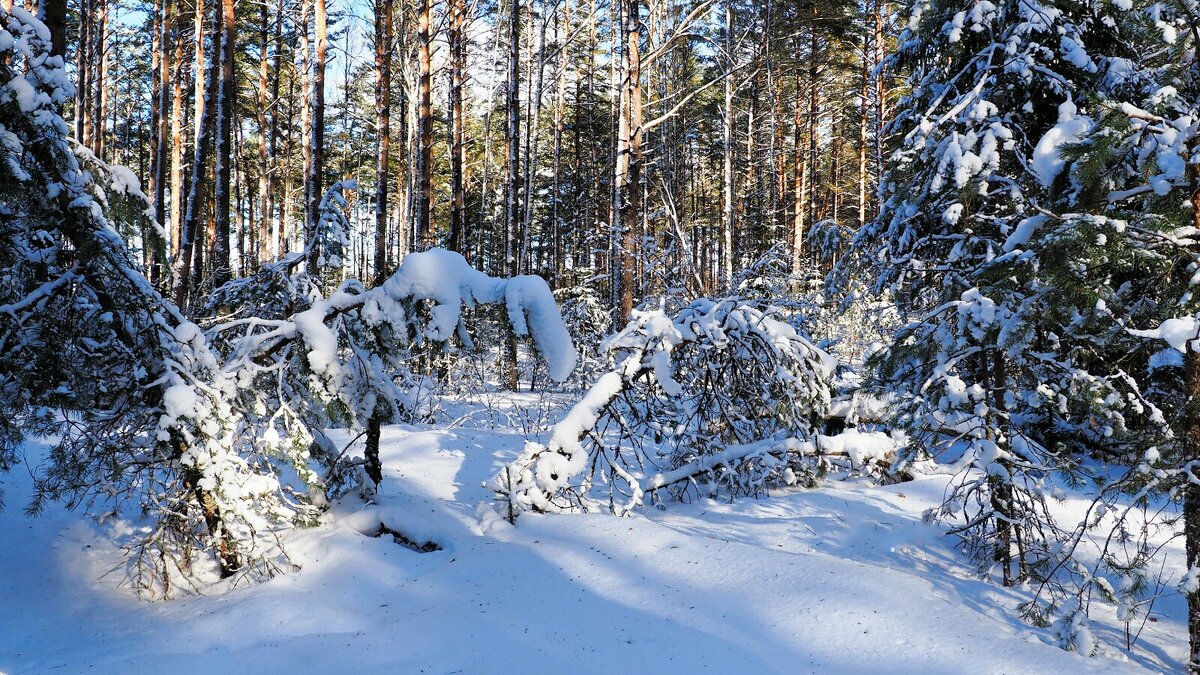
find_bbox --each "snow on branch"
[494,297,859,520]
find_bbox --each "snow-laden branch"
[494,298,842,520]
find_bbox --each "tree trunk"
[501,0,521,390]
[169,24,187,259]
[150,0,172,269]
[270,0,284,258]
[551,0,566,284]
[806,10,819,233]
[791,57,806,274]
[1186,142,1200,673]
[307,0,327,275]
[95,0,109,160]
[447,0,467,254]
[172,0,218,306]
[416,0,433,247]
[212,0,236,288]
[1187,346,1200,671]
[873,0,887,184]
[74,0,91,144]
[721,0,734,290]
[614,0,642,326]
[38,0,67,56]
[857,29,869,228]
[374,0,393,282]
[255,2,272,267]
[520,9,549,276]
[364,414,383,488]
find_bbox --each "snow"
[1032,101,1091,186]
[379,249,576,381]
[1129,316,1200,353]
[816,428,899,466]
[161,383,200,420]
[1,421,1183,672]
[381,248,507,341]
[1003,214,1048,251]
[502,275,576,382]
[292,301,341,380]
[504,371,625,504]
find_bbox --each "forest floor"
[0,393,1188,673]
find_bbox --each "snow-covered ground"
[0,399,1187,673]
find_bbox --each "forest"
[3,0,1200,670]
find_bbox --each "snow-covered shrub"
[494,297,867,519]
[735,245,898,369]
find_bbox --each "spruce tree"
[1052,3,1200,665]
[854,0,1145,619]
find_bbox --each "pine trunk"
[374,0,393,281]
[501,0,521,390]
[447,0,467,254]
[172,0,218,306]
[41,0,67,56]
[212,0,236,288]
[806,13,819,233]
[857,29,869,228]
[74,0,91,144]
[416,0,433,247]
[169,26,186,258]
[873,0,887,181]
[1186,147,1200,673]
[1187,346,1200,671]
[791,60,806,275]
[307,0,327,274]
[721,0,734,290]
[616,0,641,325]
[255,3,272,266]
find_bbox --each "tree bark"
[447,0,467,253]
[415,0,433,247]
[151,0,172,262]
[615,0,642,326]
[791,51,806,274]
[551,0,566,283]
[520,8,550,275]
[172,0,218,306]
[373,0,393,282]
[1186,138,1200,673]
[873,0,887,185]
[270,0,284,258]
[857,29,869,228]
[255,2,272,267]
[95,0,109,159]
[306,0,327,275]
[168,22,187,259]
[501,0,521,390]
[212,0,236,288]
[1187,345,1200,671]
[721,0,734,290]
[806,7,819,233]
[74,0,91,144]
